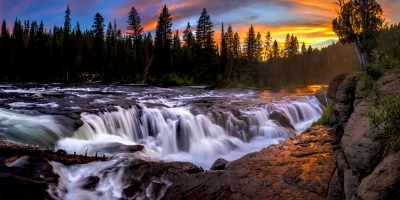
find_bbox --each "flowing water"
[0,84,325,199]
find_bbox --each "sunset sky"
[1,0,400,48]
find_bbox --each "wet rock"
[357,152,400,200]
[80,176,100,191]
[269,110,295,132]
[336,74,356,104]
[210,158,229,170]
[32,93,43,98]
[327,73,348,101]
[315,89,330,107]
[122,180,142,199]
[163,126,342,200]
[150,167,165,177]
[341,102,386,176]
[0,157,59,200]
[94,143,144,154]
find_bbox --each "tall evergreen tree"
[233,32,241,58]
[127,7,143,42]
[92,13,105,74]
[0,20,11,80]
[264,31,272,60]
[301,42,307,54]
[244,25,257,62]
[11,19,25,81]
[150,5,172,81]
[63,5,73,81]
[225,25,234,80]
[194,8,218,85]
[220,22,228,77]
[172,30,182,73]
[271,39,279,59]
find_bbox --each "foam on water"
[0,86,324,199]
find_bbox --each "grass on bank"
[312,101,334,126]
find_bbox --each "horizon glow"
[1,0,399,49]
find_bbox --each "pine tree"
[284,33,291,58]
[290,34,299,56]
[63,5,73,81]
[127,7,143,41]
[256,32,263,61]
[233,32,241,58]
[92,13,105,74]
[0,20,11,80]
[301,42,307,54]
[196,8,214,49]
[264,31,272,60]
[172,30,181,73]
[225,25,234,80]
[244,25,257,62]
[151,5,172,81]
[11,19,25,81]
[143,32,153,76]
[220,22,228,77]
[271,39,279,59]
[194,8,218,85]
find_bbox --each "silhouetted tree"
[92,13,105,74]
[0,20,11,80]
[150,5,172,82]
[332,0,384,67]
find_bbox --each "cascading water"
[0,85,325,199]
[55,95,323,168]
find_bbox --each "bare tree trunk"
[354,39,367,68]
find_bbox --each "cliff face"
[329,72,400,200]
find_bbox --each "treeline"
[0,5,359,87]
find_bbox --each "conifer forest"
[0,5,360,87]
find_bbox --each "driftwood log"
[0,139,111,166]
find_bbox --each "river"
[0,83,325,199]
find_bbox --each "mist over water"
[0,84,324,199]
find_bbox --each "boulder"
[336,73,356,104]
[353,80,365,108]
[327,73,348,101]
[341,102,386,176]
[269,110,295,131]
[210,158,229,170]
[357,152,400,200]
[32,93,43,98]
[163,126,343,200]
[331,103,353,139]
[344,169,360,200]
[379,73,400,94]
[315,89,329,107]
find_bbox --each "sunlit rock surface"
[162,126,342,200]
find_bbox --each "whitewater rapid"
[0,85,325,199]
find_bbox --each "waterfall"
[54,95,322,163]
[0,94,322,168]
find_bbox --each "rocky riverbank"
[329,72,400,200]
[0,125,342,199]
